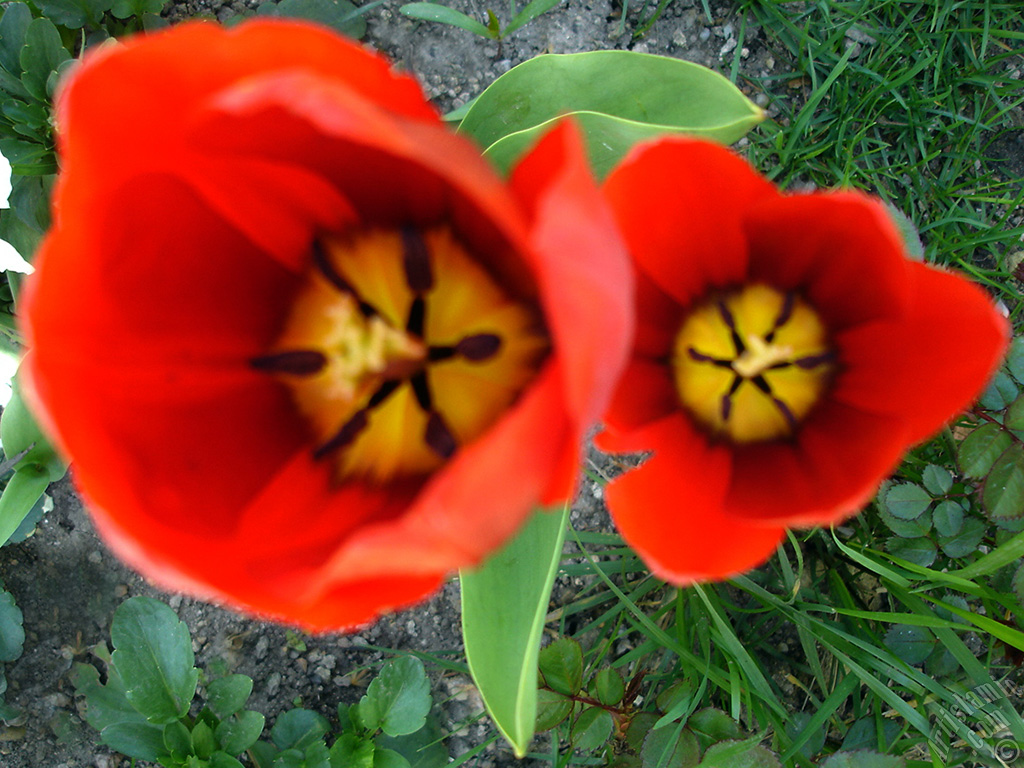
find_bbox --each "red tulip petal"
[316,362,570,578]
[510,120,634,430]
[633,270,686,357]
[744,192,911,331]
[604,413,786,583]
[600,358,679,438]
[832,262,1008,445]
[602,139,775,306]
[726,399,909,525]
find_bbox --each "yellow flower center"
[672,284,834,443]
[253,227,548,483]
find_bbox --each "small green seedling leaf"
[883,625,934,665]
[110,0,163,20]
[938,518,986,559]
[18,18,69,102]
[0,588,24,662]
[0,4,32,76]
[932,500,964,537]
[206,674,253,719]
[885,536,937,568]
[959,423,1012,478]
[377,712,448,768]
[374,747,412,768]
[164,719,192,761]
[329,732,375,768]
[687,708,742,752]
[35,0,111,29]
[983,444,1024,520]
[399,3,492,37]
[99,721,166,762]
[878,504,931,539]
[571,707,613,753]
[209,751,246,768]
[921,465,953,495]
[359,656,431,737]
[459,51,763,177]
[592,667,625,706]
[110,596,199,724]
[641,724,699,768]
[503,0,560,37]
[980,371,1019,410]
[539,636,584,697]
[215,709,265,755]
[461,505,568,757]
[192,719,216,759]
[270,708,329,751]
[883,483,931,520]
[535,689,571,731]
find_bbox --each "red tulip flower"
[20,21,633,630]
[597,139,1008,584]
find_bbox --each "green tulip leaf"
[460,505,568,757]
[457,51,763,177]
[399,3,492,37]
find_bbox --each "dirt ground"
[0,1,1022,766]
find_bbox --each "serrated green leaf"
[938,517,986,558]
[359,657,430,737]
[641,724,699,768]
[572,707,614,754]
[535,689,572,731]
[69,661,146,732]
[921,465,953,495]
[931,500,964,537]
[981,370,1019,410]
[110,597,198,724]
[35,0,111,29]
[592,668,625,707]
[696,738,782,768]
[109,0,163,20]
[461,506,568,757]
[270,708,329,751]
[206,675,253,719]
[539,637,584,697]
[983,444,1024,520]
[958,423,1012,478]
[687,708,742,751]
[878,503,931,538]
[0,588,24,662]
[883,484,931,520]
[459,51,763,177]
[885,536,937,567]
[883,625,934,665]
[820,751,905,768]
[18,18,69,103]
[215,710,265,755]
[400,3,492,37]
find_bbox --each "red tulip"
[21,21,633,630]
[597,138,1008,584]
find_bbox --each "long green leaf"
[458,51,764,176]
[399,3,492,37]
[460,506,568,757]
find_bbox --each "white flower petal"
[0,150,10,209]
[0,237,33,274]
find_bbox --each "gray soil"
[1,1,1022,767]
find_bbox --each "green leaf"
[373,748,412,768]
[35,0,111,29]
[641,725,699,768]
[958,422,1011,478]
[1,370,67,480]
[980,370,1019,410]
[535,689,571,731]
[109,0,163,20]
[820,751,905,768]
[983,443,1024,520]
[539,636,584,697]
[1007,337,1024,385]
[206,675,253,719]
[592,668,625,707]
[1013,563,1024,606]
[400,3,492,37]
[460,505,568,757]
[110,596,199,724]
[458,52,763,177]
[687,709,742,751]
[883,483,931,520]
[783,712,825,760]
[358,657,430,737]
[216,710,265,755]
[696,738,782,768]
[877,503,931,539]
[69,660,149,733]
[270,709,329,751]
[377,712,448,768]
[503,0,561,37]
[164,720,192,761]
[931,500,964,537]
[1006,394,1024,433]
[209,751,246,768]
[99,720,167,762]
[249,740,279,768]
[193,719,216,759]
[0,4,32,76]
[18,18,69,102]
[328,732,375,768]
[938,517,986,559]
[0,588,24,662]
[885,536,937,568]
[571,707,613,753]
[0,467,49,548]
[883,625,934,665]
[921,465,953,495]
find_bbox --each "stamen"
[367,379,402,408]
[250,350,327,376]
[428,346,456,362]
[313,239,377,318]
[410,372,432,411]
[773,398,797,431]
[313,409,369,459]
[401,227,434,294]
[795,352,835,369]
[751,375,772,395]
[720,393,732,421]
[456,334,501,361]
[407,296,425,337]
[424,412,457,458]
[688,347,734,368]
[765,292,795,343]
